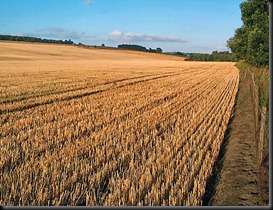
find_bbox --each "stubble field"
[0,41,239,206]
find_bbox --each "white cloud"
[109,30,188,43]
[110,30,122,37]
[83,0,93,5]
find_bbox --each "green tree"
[227,0,269,67]
[156,48,163,53]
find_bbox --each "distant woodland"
[0,34,75,45]
[186,51,238,62]
[117,44,163,53]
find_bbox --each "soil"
[204,68,269,206]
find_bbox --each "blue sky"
[0,0,245,53]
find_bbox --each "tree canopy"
[117,44,163,53]
[227,0,269,67]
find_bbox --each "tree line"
[163,51,187,57]
[0,34,75,45]
[186,51,238,62]
[117,44,163,53]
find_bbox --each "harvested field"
[0,41,239,206]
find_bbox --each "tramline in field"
[0,42,239,206]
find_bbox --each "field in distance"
[0,41,239,206]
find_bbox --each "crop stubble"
[0,42,239,206]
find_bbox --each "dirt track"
[208,68,262,206]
